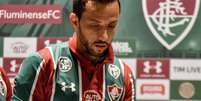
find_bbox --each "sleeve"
[0,68,12,101]
[122,62,135,101]
[11,53,45,101]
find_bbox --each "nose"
[99,29,109,40]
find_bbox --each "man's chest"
[52,62,125,101]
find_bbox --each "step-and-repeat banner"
[0,37,201,101]
[1,0,201,101]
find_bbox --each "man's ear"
[69,12,79,31]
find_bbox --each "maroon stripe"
[31,48,55,101]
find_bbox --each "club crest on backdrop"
[142,0,200,50]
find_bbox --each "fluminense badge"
[142,0,200,50]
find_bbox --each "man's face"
[77,0,120,57]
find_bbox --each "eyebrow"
[88,18,101,23]
[88,17,118,25]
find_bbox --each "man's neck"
[78,48,106,65]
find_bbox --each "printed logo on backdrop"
[3,38,36,58]
[179,82,195,99]
[37,37,67,50]
[3,58,23,78]
[112,39,135,58]
[136,79,169,100]
[142,0,200,50]
[137,59,169,79]
[141,84,165,95]
[170,80,201,100]
[170,59,201,80]
[0,4,62,24]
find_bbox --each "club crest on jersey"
[108,64,120,79]
[58,57,72,72]
[0,73,7,96]
[83,90,101,101]
[107,84,123,101]
[142,0,200,50]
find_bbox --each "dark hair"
[73,0,121,20]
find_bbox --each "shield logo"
[108,64,120,79]
[107,84,123,101]
[0,73,7,96]
[142,0,200,50]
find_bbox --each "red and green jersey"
[0,68,12,101]
[12,36,135,101]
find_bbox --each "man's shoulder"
[114,57,133,71]
[37,41,69,57]
[37,41,72,63]
[48,41,69,49]
[23,52,43,66]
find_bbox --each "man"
[0,67,12,101]
[12,0,135,100]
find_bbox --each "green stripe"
[105,57,125,101]
[12,53,43,101]
[49,42,80,100]
[0,96,6,101]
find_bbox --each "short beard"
[78,25,105,57]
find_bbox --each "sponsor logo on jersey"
[108,64,120,79]
[107,84,123,101]
[58,57,72,72]
[0,73,7,96]
[142,0,200,50]
[61,82,76,92]
[83,90,101,101]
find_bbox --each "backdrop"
[0,0,201,100]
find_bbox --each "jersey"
[0,68,12,101]
[11,36,135,101]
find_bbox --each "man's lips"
[95,42,108,47]
[94,43,108,50]
[95,44,107,47]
